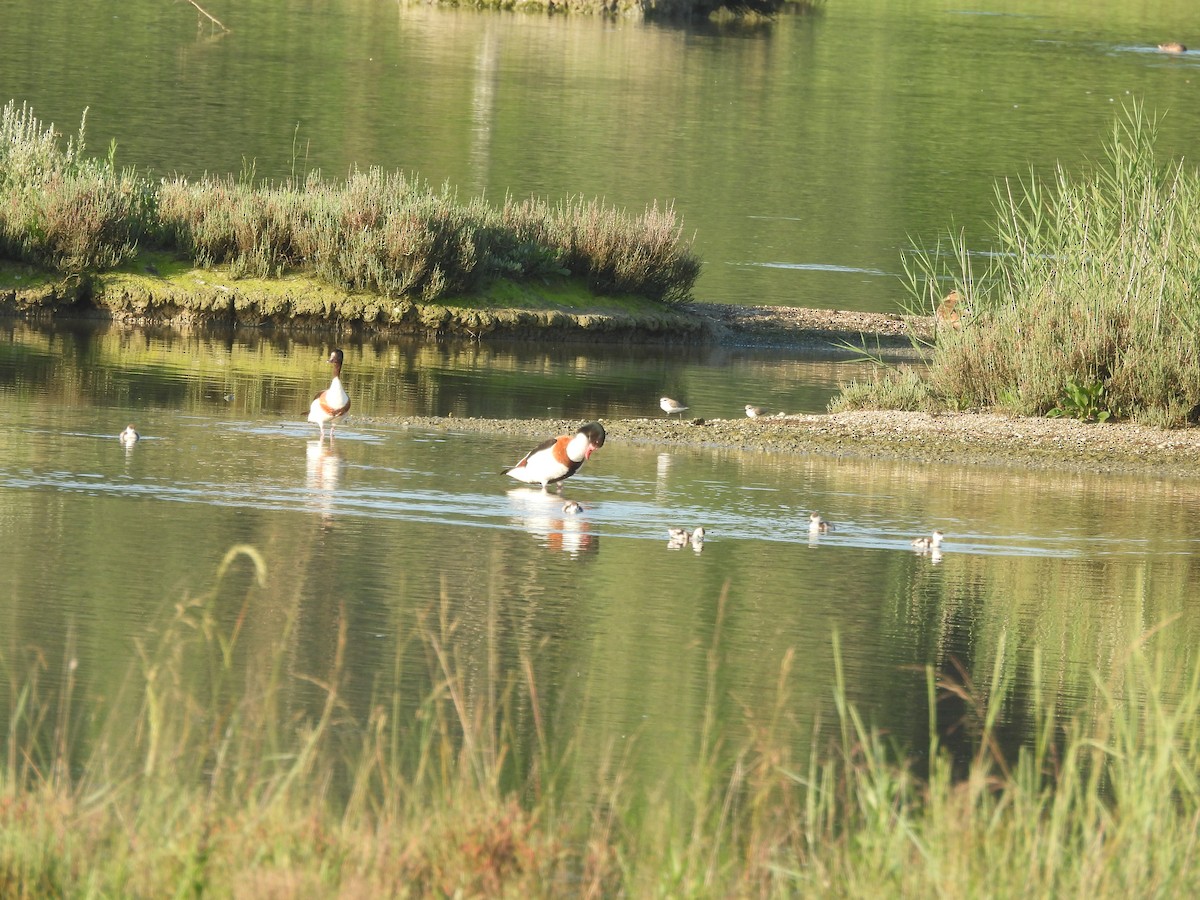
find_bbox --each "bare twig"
[182,0,230,33]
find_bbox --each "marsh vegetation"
[835,105,1200,429]
[0,101,700,313]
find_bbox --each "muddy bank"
[357,410,1200,478]
[0,265,931,351]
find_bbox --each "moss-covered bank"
[0,257,712,342]
[0,255,934,349]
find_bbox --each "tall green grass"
[835,103,1200,427]
[0,101,700,306]
[4,550,1200,895]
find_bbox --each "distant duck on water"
[1158,41,1187,53]
[308,349,351,440]
[119,425,140,446]
[809,512,830,534]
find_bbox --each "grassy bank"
[0,101,700,332]
[835,104,1200,428]
[3,548,1200,895]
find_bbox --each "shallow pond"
[4,325,1200,782]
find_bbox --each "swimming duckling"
[808,512,830,534]
[562,500,583,515]
[1158,41,1187,53]
[666,526,691,549]
[911,530,945,552]
[691,526,706,550]
[119,425,140,446]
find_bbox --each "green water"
[3,325,1200,781]
[3,0,1198,311]
[3,0,1200,788]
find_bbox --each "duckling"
[691,526,706,549]
[119,425,140,446]
[808,512,830,534]
[562,500,583,515]
[911,530,945,552]
[667,527,693,550]
[1158,41,1187,53]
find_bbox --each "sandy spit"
[354,410,1200,479]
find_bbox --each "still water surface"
[3,0,1199,312]
[4,326,1200,777]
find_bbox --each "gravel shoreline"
[356,410,1200,479]
[692,302,933,351]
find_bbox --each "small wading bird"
[503,421,606,491]
[308,349,351,441]
[745,405,767,418]
[119,425,140,446]
[809,512,830,534]
[660,397,689,418]
[912,530,945,552]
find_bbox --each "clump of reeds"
[0,102,156,272]
[4,551,1200,894]
[836,103,1200,427]
[0,100,700,306]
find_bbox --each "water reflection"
[506,488,599,557]
[305,440,342,524]
[0,320,893,422]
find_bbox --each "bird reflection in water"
[507,488,598,557]
[305,440,343,524]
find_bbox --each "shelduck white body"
[119,425,140,446]
[308,349,351,440]
[503,421,606,490]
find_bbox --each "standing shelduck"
[503,421,606,491]
[308,349,351,440]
